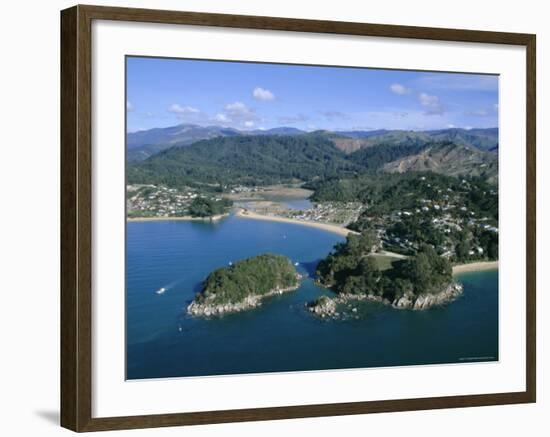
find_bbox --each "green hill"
[128,134,361,186]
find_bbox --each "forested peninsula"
[310,232,463,317]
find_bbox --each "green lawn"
[369,254,400,271]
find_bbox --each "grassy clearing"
[369,254,400,271]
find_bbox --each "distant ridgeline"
[187,254,301,317]
[311,232,463,317]
[127,126,498,187]
[127,124,498,162]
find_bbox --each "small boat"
[294,262,299,266]
[156,287,166,295]
[228,261,233,266]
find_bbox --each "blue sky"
[126,56,498,133]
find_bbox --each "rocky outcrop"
[392,282,463,310]
[187,282,300,317]
[308,296,337,318]
[309,282,463,319]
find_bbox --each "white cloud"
[418,92,445,115]
[168,103,200,115]
[214,113,230,123]
[253,87,275,101]
[244,121,255,128]
[225,101,251,116]
[390,83,410,95]
[219,101,260,127]
[126,101,134,111]
[447,124,456,128]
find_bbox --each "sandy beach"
[452,261,499,274]
[236,208,357,237]
[127,213,229,222]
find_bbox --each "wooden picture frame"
[60,4,536,432]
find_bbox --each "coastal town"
[126,184,231,219]
[365,177,499,260]
[283,202,364,227]
[127,173,498,264]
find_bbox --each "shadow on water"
[299,259,322,278]
[191,280,204,295]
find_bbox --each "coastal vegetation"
[187,254,300,316]
[188,197,232,218]
[313,233,461,315]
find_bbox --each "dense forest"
[127,135,362,187]
[127,132,497,188]
[316,233,454,303]
[193,254,299,306]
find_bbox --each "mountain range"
[127,125,498,187]
[127,124,498,162]
[127,125,305,161]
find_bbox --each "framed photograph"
[60,5,536,432]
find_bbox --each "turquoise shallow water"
[126,216,498,380]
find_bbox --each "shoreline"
[128,211,497,275]
[235,208,357,237]
[310,282,464,318]
[452,261,498,274]
[187,280,302,317]
[127,213,229,222]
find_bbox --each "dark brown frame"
[61,4,536,432]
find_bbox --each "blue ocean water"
[126,216,498,380]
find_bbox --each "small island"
[311,231,463,318]
[187,254,301,317]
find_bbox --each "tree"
[390,245,452,296]
[188,197,216,217]
[455,240,470,261]
[188,197,232,217]
[358,257,381,290]
[316,230,380,291]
